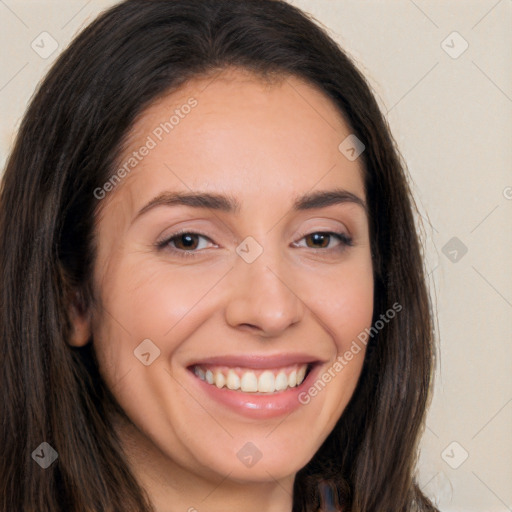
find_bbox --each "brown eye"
[156,230,214,257]
[172,233,201,251]
[304,232,331,249]
[293,231,353,252]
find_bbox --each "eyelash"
[155,228,353,258]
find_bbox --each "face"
[82,67,373,489]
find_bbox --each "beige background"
[1,1,511,510]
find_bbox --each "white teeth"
[226,369,240,390]
[258,370,275,392]
[275,372,288,391]
[296,365,307,385]
[214,370,225,389]
[193,363,310,393]
[240,372,258,392]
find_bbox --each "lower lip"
[186,363,323,419]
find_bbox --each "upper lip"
[187,353,323,370]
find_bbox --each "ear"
[67,290,92,347]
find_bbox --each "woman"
[0,0,438,511]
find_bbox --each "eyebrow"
[132,187,367,223]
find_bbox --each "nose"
[224,249,305,337]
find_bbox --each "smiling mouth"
[189,363,314,394]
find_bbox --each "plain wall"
[1,1,511,510]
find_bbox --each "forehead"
[100,67,366,220]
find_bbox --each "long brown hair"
[0,1,438,510]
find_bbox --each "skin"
[70,67,374,512]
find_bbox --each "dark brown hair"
[0,1,438,510]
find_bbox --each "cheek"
[90,255,228,383]
[89,259,210,448]
[298,253,374,347]
[330,269,374,350]
[293,253,374,422]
